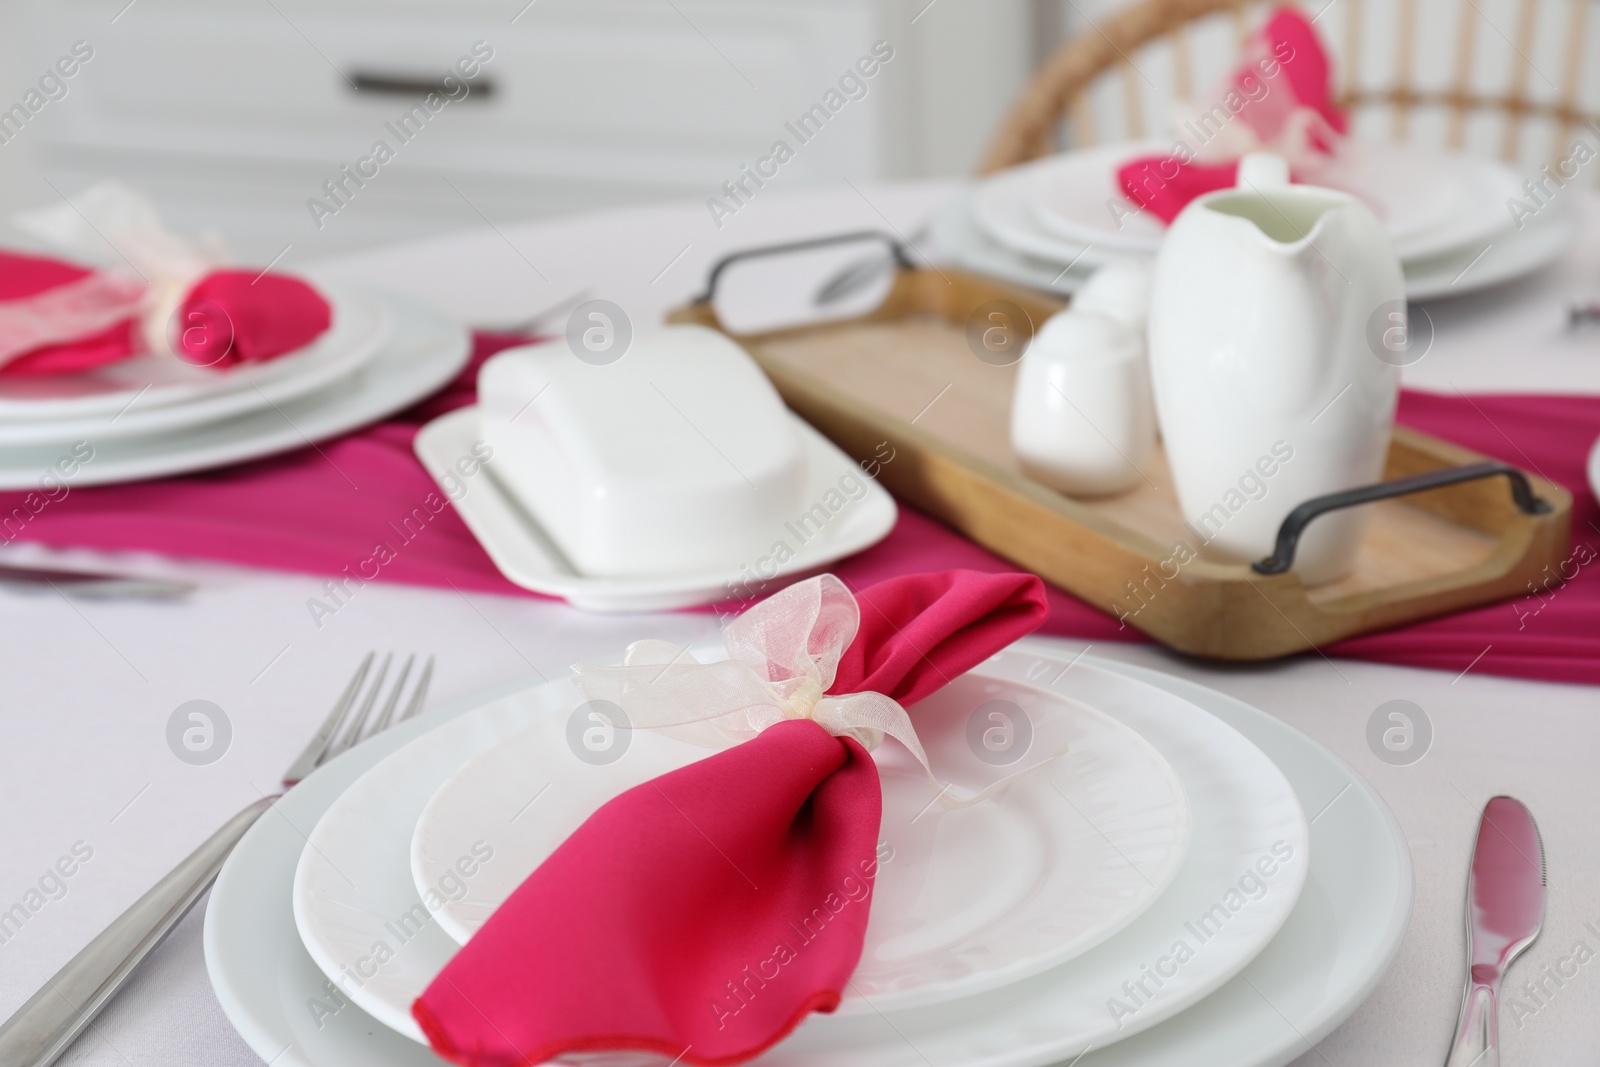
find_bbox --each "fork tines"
[282,652,435,786]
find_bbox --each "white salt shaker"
[1070,258,1154,330]
[1010,308,1157,498]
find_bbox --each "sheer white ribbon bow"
[572,574,1052,808]
[11,181,228,360]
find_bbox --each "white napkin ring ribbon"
[12,180,226,361]
[571,574,1060,809]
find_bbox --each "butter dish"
[416,405,897,611]
[478,324,809,578]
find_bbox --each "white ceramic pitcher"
[1148,153,1403,585]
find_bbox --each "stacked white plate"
[0,285,472,489]
[936,139,1575,302]
[205,640,1412,1067]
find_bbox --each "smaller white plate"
[0,292,469,489]
[292,654,1191,1037]
[415,405,898,611]
[0,289,392,446]
[408,664,1190,1015]
[1023,140,1181,253]
[290,679,583,1043]
[976,165,1121,270]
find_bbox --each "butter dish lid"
[478,323,801,490]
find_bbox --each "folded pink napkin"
[412,570,1048,1067]
[175,269,331,367]
[0,250,332,375]
[0,250,142,376]
[1117,5,1347,223]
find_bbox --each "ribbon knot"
[572,574,1054,808]
[781,676,825,721]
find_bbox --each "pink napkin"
[411,570,1048,1067]
[0,250,141,376]
[1116,5,1347,223]
[175,269,331,367]
[0,328,1594,686]
[0,250,332,375]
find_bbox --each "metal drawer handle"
[348,71,497,100]
[1252,461,1551,575]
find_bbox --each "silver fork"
[0,652,435,1067]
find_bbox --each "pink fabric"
[0,331,1595,686]
[1116,5,1346,223]
[412,570,1049,1067]
[1117,159,1243,227]
[175,269,331,366]
[1262,6,1347,139]
[0,252,332,375]
[1324,392,1600,679]
[838,570,1052,704]
[0,250,141,376]
[416,720,879,1067]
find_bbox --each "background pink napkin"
[412,570,1048,1067]
[0,251,331,373]
[1117,5,1347,223]
[175,269,331,366]
[0,331,1594,686]
[0,250,141,376]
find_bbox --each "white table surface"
[2,179,1598,1067]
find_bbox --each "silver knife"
[0,563,195,599]
[1444,795,1546,1067]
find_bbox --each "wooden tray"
[668,240,1572,661]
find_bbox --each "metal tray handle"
[692,231,911,305]
[1252,461,1552,575]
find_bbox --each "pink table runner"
[2,333,1596,685]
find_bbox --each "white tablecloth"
[2,180,1598,1067]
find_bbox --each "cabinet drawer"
[27,0,888,184]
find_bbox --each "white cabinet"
[3,0,1033,260]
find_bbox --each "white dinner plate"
[936,186,1575,303]
[206,646,1409,1067]
[294,650,1190,1038]
[206,646,1395,1067]
[414,654,1192,1012]
[0,288,392,446]
[290,684,572,1043]
[1021,140,1493,260]
[415,405,898,612]
[975,164,1123,271]
[0,292,469,489]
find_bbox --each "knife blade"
[0,563,195,600]
[1443,795,1546,1067]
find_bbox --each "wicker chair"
[980,0,1600,175]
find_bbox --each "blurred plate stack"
[936,140,1574,301]
[0,287,471,490]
